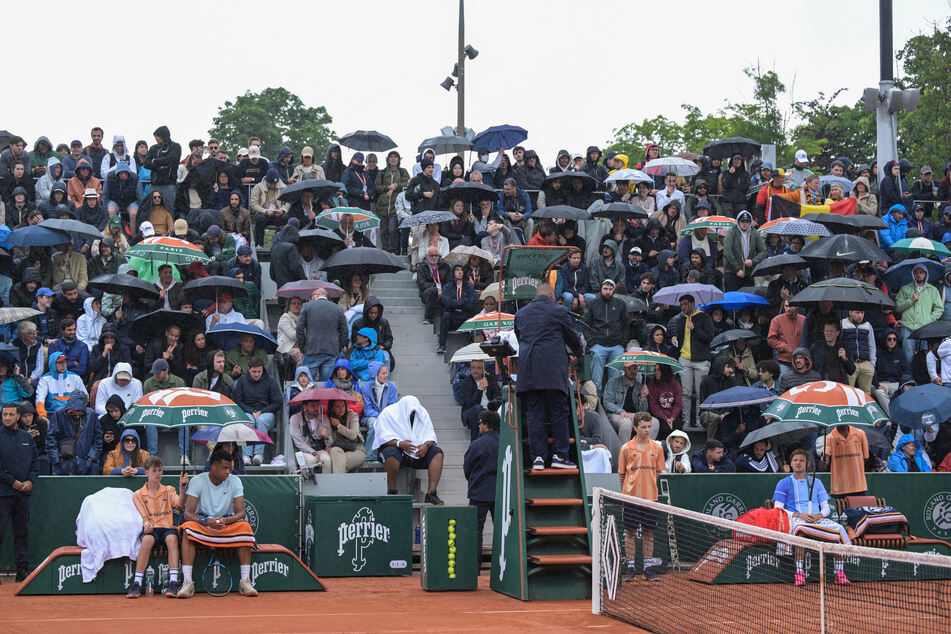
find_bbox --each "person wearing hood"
[412,147,442,182]
[269,146,296,185]
[321,143,347,183]
[723,210,766,291]
[323,358,364,416]
[777,347,821,393]
[651,248,681,289]
[88,238,123,286]
[143,126,182,209]
[685,179,722,219]
[34,157,64,205]
[284,364,314,419]
[46,390,100,475]
[28,136,56,178]
[374,150,410,253]
[440,155,466,188]
[582,146,609,185]
[341,152,375,212]
[10,266,41,309]
[663,429,693,474]
[233,358,282,466]
[697,357,740,440]
[99,135,133,181]
[437,265,479,354]
[359,361,398,456]
[513,150,546,191]
[37,179,74,219]
[94,359,141,414]
[888,434,932,472]
[689,156,719,195]
[651,200,686,250]
[879,160,910,212]
[66,157,102,208]
[896,262,943,364]
[269,223,306,291]
[102,159,139,220]
[908,203,933,239]
[76,296,106,352]
[350,295,393,357]
[101,428,150,476]
[549,149,572,174]
[852,176,877,215]
[589,241,626,290]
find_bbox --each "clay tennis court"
[605,572,951,633]
[0,574,635,633]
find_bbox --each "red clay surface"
[0,573,636,633]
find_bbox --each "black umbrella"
[130,309,205,344]
[418,135,472,155]
[323,247,406,275]
[441,181,498,204]
[278,179,340,204]
[531,205,590,221]
[297,227,344,250]
[801,212,887,234]
[39,218,103,241]
[542,171,598,192]
[710,329,761,349]
[789,277,896,310]
[910,321,951,340]
[88,274,160,300]
[702,136,761,160]
[591,202,649,221]
[338,130,397,152]
[183,276,248,300]
[798,234,891,263]
[738,285,768,298]
[0,130,13,151]
[617,295,648,313]
[742,420,890,450]
[752,253,809,277]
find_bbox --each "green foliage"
[791,90,875,172]
[208,87,335,160]
[897,18,951,175]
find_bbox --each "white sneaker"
[243,455,251,466]
[176,579,195,598]
[183,457,191,466]
[252,455,263,466]
[239,578,258,596]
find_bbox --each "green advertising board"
[0,475,300,571]
[305,495,412,577]
[421,505,478,591]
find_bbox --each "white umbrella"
[644,157,701,177]
[444,244,495,268]
[604,168,654,185]
[450,342,493,364]
[480,282,501,301]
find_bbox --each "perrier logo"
[338,506,391,572]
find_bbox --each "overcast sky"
[4,0,947,168]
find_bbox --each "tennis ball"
[448,539,454,546]
[449,574,456,579]
[450,546,456,554]
[448,567,453,574]
[449,519,456,525]
[449,553,455,561]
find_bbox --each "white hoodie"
[664,429,692,473]
[77,297,106,351]
[94,362,143,416]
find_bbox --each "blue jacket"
[888,434,932,472]
[349,329,386,382]
[463,429,499,503]
[358,361,398,420]
[107,429,146,475]
[514,294,584,395]
[46,391,101,475]
[49,336,89,377]
[341,162,375,211]
[497,187,533,219]
[555,260,591,297]
[690,448,737,473]
[103,161,138,207]
[878,206,909,250]
[270,146,296,184]
[441,273,480,314]
[0,421,38,496]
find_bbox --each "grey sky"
[4,0,946,168]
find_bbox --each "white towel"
[371,395,437,457]
[75,487,143,583]
[582,447,612,474]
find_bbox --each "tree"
[725,66,790,162]
[897,18,951,177]
[208,88,335,160]
[791,90,875,173]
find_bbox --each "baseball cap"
[70,139,82,148]
[237,147,249,157]
[629,246,642,255]
[301,146,314,158]
[116,370,132,381]
[140,221,155,237]
[174,218,188,236]
[36,287,54,297]
[795,149,809,163]
[236,245,252,256]
[150,358,169,374]
[922,166,933,175]
[352,152,365,164]
[108,214,121,228]
[248,146,261,158]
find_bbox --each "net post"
[591,486,602,615]
[818,543,826,634]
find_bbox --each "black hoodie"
[98,394,127,456]
[321,144,345,183]
[350,295,394,351]
[583,146,608,184]
[144,126,182,187]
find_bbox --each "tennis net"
[591,487,951,633]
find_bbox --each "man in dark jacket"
[10,267,41,308]
[651,249,681,290]
[674,294,714,430]
[810,321,855,384]
[350,296,394,359]
[513,150,546,191]
[438,264,479,354]
[341,153,375,211]
[777,347,822,393]
[698,357,740,440]
[463,408,500,570]
[690,439,737,473]
[233,360,282,466]
[417,247,450,325]
[144,126,182,209]
[269,224,305,290]
[296,288,349,382]
[88,324,131,383]
[0,402,39,581]
[405,160,440,214]
[582,146,608,186]
[455,359,502,441]
[584,279,628,396]
[46,391,101,475]
[516,284,585,469]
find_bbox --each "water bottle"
[145,566,155,597]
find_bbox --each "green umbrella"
[762,380,887,427]
[314,207,380,232]
[607,350,684,373]
[126,236,212,265]
[120,387,252,429]
[891,237,951,258]
[456,312,514,332]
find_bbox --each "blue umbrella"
[5,225,70,247]
[700,292,770,311]
[889,384,951,430]
[471,124,528,153]
[699,386,777,410]
[206,322,278,355]
[883,257,946,293]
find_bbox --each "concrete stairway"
[369,257,472,507]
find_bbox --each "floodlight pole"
[876,0,897,182]
[456,0,466,142]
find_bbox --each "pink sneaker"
[794,571,806,586]
[834,570,850,585]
